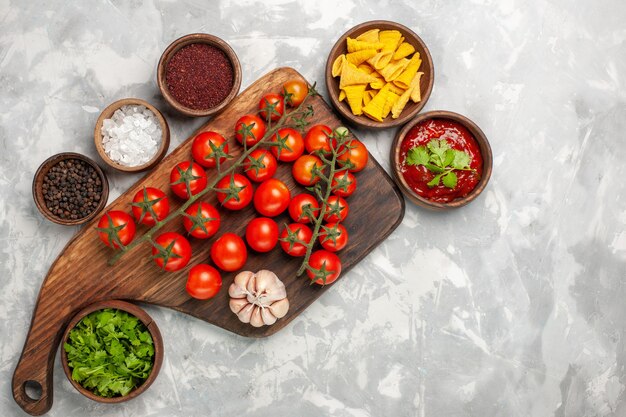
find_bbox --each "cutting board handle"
[12,288,74,415]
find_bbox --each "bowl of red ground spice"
[157,33,242,117]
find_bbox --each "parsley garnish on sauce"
[406,139,474,188]
[64,308,155,397]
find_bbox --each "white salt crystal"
[100,104,162,167]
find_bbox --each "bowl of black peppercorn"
[32,152,109,226]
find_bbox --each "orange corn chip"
[379,58,410,82]
[346,49,378,66]
[356,29,380,43]
[344,84,367,115]
[410,72,424,103]
[346,37,384,53]
[393,42,415,60]
[332,54,346,77]
[393,52,422,90]
[382,91,400,119]
[339,63,377,89]
[367,50,393,70]
[363,85,392,122]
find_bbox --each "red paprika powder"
[165,43,234,110]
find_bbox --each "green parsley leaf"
[451,149,471,169]
[405,138,474,188]
[406,146,430,166]
[442,171,458,188]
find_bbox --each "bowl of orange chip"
[325,20,434,129]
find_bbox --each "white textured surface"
[1,1,626,416]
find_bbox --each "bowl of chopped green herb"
[61,300,163,403]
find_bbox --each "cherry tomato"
[245,217,279,253]
[152,232,192,272]
[280,223,313,257]
[258,93,285,122]
[216,173,253,211]
[191,131,229,168]
[337,139,368,172]
[288,193,320,224]
[211,233,247,272]
[323,196,349,223]
[270,128,304,162]
[235,114,266,146]
[304,124,333,154]
[243,149,277,183]
[319,222,348,252]
[307,250,342,285]
[283,79,308,107]
[97,210,136,248]
[186,264,222,300]
[292,154,324,186]
[170,161,207,199]
[183,202,220,239]
[331,170,357,198]
[131,187,170,226]
[254,178,291,217]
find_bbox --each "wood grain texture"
[13,67,405,415]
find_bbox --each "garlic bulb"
[229,270,289,327]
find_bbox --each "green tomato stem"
[108,91,316,266]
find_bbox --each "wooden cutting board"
[12,67,405,415]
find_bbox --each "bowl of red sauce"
[157,33,242,117]
[391,111,492,210]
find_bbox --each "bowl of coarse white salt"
[94,98,170,172]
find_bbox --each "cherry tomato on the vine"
[270,128,304,162]
[307,250,342,285]
[280,223,313,257]
[330,170,357,198]
[211,233,247,272]
[243,149,277,183]
[283,79,308,107]
[235,114,266,146]
[258,93,285,122]
[288,193,320,224]
[323,196,349,223]
[245,217,279,253]
[216,173,253,211]
[186,264,222,300]
[319,222,349,252]
[152,232,192,272]
[304,124,333,154]
[191,131,229,168]
[170,161,207,199]
[183,202,220,239]
[131,187,169,226]
[292,154,323,186]
[337,139,368,172]
[254,178,291,217]
[97,210,136,248]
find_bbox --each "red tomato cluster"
[97,78,366,298]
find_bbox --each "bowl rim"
[390,110,493,210]
[325,20,435,130]
[32,152,109,225]
[94,98,170,173]
[157,32,242,117]
[60,300,164,404]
